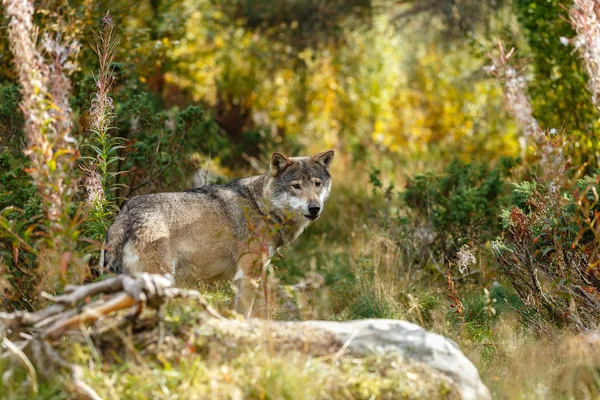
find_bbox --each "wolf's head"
[267,150,334,221]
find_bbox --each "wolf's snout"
[308,204,321,216]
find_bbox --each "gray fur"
[102,151,334,316]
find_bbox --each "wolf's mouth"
[304,214,319,221]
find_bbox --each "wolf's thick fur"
[102,151,334,316]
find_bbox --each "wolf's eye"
[292,184,301,189]
[315,181,322,187]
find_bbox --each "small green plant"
[0,150,42,309]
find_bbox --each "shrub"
[492,173,600,331]
[117,98,228,197]
[402,157,519,260]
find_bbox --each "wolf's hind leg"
[136,238,174,276]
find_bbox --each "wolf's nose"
[308,205,321,216]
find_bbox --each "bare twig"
[41,275,126,305]
[44,292,137,339]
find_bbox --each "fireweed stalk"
[2,0,90,293]
[2,0,79,229]
[569,0,600,111]
[83,12,123,241]
[486,43,566,190]
[485,43,540,160]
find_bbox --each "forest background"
[3,0,600,398]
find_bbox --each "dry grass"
[462,316,600,399]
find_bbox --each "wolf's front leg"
[233,271,259,318]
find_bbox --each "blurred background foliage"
[1,0,538,176]
[3,0,596,174]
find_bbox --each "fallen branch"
[0,273,222,400]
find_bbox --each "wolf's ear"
[270,152,292,176]
[312,150,335,171]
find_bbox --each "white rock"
[302,319,491,400]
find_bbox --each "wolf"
[101,150,334,317]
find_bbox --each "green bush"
[0,85,24,144]
[113,92,277,198]
[402,157,519,258]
